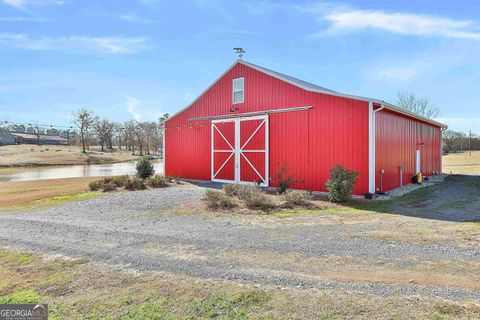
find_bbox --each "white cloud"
[125,96,164,121]
[320,8,480,41]
[118,14,159,24]
[0,33,148,54]
[375,68,416,81]
[244,2,480,42]
[2,0,64,9]
[0,16,46,21]
[125,96,142,121]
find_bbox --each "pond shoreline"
[0,158,144,169]
[0,159,164,182]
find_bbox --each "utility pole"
[469,130,472,156]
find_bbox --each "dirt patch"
[141,243,209,261]
[0,177,102,210]
[223,251,480,291]
[347,222,480,246]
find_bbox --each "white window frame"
[232,77,244,104]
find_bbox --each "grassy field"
[1,176,479,318]
[1,250,478,320]
[443,151,480,175]
[0,144,138,168]
[0,177,102,211]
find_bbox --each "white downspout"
[162,123,166,175]
[369,103,385,194]
[440,127,447,174]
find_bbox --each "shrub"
[88,180,103,191]
[125,177,146,191]
[166,176,182,184]
[136,156,155,179]
[270,164,301,194]
[282,190,312,207]
[325,164,359,203]
[241,188,275,210]
[147,175,169,188]
[111,175,130,187]
[102,182,117,192]
[203,190,236,209]
[222,184,245,197]
[101,177,113,185]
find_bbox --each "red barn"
[164,60,446,195]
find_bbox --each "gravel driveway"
[1,177,479,302]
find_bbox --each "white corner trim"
[368,101,375,194]
[163,124,166,174]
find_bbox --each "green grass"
[0,289,40,304]
[269,206,371,217]
[1,250,480,319]
[27,192,101,209]
[269,209,319,217]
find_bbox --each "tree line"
[443,130,480,153]
[73,108,170,155]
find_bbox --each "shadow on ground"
[188,175,480,222]
[361,175,480,222]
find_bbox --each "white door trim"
[211,114,269,187]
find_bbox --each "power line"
[0,120,74,130]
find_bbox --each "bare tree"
[114,123,124,150]
[396,91,440,119]
[159,113,170,124]
[93,117,111,152]
[34,123,44,145]
[25,122,45,145]
[124,120,136,155]
[73,108,94,153]
[158,113,170,157]
[443,130,461,152]
[134,121,146,156]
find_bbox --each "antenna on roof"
[233,48,245,59]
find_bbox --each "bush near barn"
[326,164,359,203]
[88,175,177,192]
[203,184,313,212]
[136,156,155,179]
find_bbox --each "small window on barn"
[233,77,244,104]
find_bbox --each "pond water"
[0,160,164,182]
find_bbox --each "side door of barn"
[211,115,268,186]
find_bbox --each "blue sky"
[0,0,479,132]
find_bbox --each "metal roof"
[167,59,447,128]
[239,60,336,93]
[10,132,69,141]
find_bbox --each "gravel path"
[1,180,479,302]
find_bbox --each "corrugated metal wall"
[375,109,441,192]
[165,62,371,194]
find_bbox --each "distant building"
[10,132,70,146]
[0,129,15,146]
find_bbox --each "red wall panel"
[375,109,441,192]
[165,62,371,194]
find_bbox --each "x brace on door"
[211,115,269,187]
